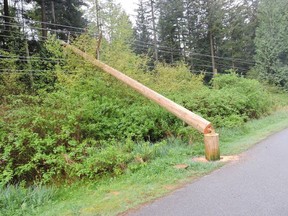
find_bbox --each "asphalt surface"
[129,128,288,216]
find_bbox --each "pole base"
[204,133,220,161]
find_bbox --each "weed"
[0,184,56,216]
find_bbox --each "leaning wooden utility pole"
[63,43,220,161]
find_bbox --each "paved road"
[129,128,288,216]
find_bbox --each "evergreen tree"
[0,1,28,55]
[254,0,288,89]
[25,0,87,39]
[134,0,152,55]
[182,0,199,69]
[219,0,258,73]
[157,0,185,63]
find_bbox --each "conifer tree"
[219,0,259,73]
[254,0,288,89]
[134,0,152,55]
[157,0,185,63]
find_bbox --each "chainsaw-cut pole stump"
[204,133,220,161]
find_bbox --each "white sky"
[115,0,138,22]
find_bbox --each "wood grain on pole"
[64,43,212,134]
[204,133,220,161]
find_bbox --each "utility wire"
[132,39,255,65]
[1,21,253,74]
[1,23,254,67]
[0,33,70,44]
[0,15,87,31]
[0,22,85,35]
[134,42,254,70]
[1,15,255,65]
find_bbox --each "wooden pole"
[63,43,220,160]
[204,133,220,161]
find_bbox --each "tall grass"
[0,185,56,216]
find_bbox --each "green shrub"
[0,73,185,184]
[212,73,272,119]
[0,38,274,185]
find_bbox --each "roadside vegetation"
[1,36,288,215]
[0,36,276,186]
[1,0,288,215]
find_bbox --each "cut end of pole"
[204,133,220,161]
[203,123,214,134]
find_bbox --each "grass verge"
[2,110,288,216]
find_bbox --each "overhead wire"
[0,31,70,42]
[0,22,85,35]
[132,41,255,70]
[0,15,87,31]
[0,17,254,76]
[1,12,255,65]
[132,38,255,65]
[1,24,254,68]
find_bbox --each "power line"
[1,13,256,66]
[0,69,53,72]
[1,54,64,61]
[132,39,255,65]
[0,22,85,35]
[0,15,87,31]
[136,47,246,74]
[0,33,70,43]
[133,41,250,71]
[0,56,91,65]
[0,22,253,74]
[1,20,255,67]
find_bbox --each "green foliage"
[0,50,25,99]
[0,37,275,186]
[185,73,272,127]
[0,71,183,184]
[254,0,288,89]
[140,65,271,127]
[0,36,67,97]
[0,184,55,216]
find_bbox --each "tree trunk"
[3,0,10,32]
[51,1,56,23]
[95,0,100,32]
[151,0,158,61]
[41,0,47,39]
[209,31,216,76]
[94,0,101,59]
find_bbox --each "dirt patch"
[110,191,120,196]
[164,185,177,191]
[191,155,240,163]
[173,164,189,169]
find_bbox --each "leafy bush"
[212,73,272,119]
[0,72,186,185]
[0,38,274,185]
[177,73,272,127]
